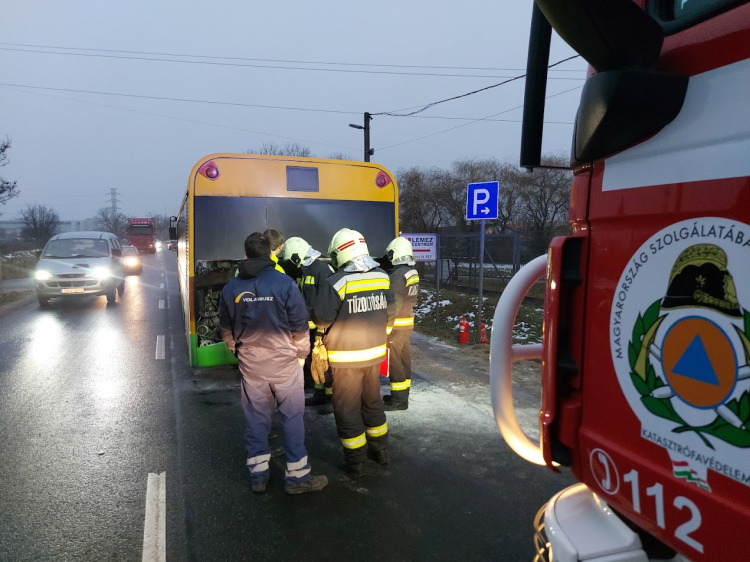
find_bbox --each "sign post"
[465,182,499,341]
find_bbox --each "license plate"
[61,288,85,294]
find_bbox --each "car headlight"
[155,241,162,250]
[125,257,139,267]
[36,270,51,281]
[92,267,111,279]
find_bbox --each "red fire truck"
[126,217,156,254]
[492,0,750,560]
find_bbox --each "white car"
[35,231,126,306]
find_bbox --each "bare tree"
[495,164,526,234]
[147,212,170,240]
[326,152,351,161]
[19,204,60,246]
[517,154,572,254]
[247,142,313,157]
[0,137,19,206]
[397,167,456,233]
[94,207,128,239]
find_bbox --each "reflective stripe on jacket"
[299,259,334,330]
[390,264,419,331]
[312,266,396,368]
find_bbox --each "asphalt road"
[0,252,575,561]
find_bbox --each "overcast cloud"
[0,1,585,222]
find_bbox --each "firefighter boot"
[368,448,389,465]
[383,389,409,411]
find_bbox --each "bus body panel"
[176,154,398,368]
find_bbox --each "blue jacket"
[220,258,310,383]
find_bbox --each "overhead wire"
[377,86,582,152]
[0,41,580,79]
[0,84,357,152]
[0,45,585,152]
[374,55,581,116]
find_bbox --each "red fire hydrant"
[480,321,488,345]
[458,316,470,345]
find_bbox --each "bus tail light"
[198,161,220,180]
[375,171,391,188]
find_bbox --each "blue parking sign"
[466,181,499,220]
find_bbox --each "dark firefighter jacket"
[299,258,335,330]
[390,264,419,331]
[220,258,310,383]
[312,266,396,368]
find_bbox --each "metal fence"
[418,231,550,292]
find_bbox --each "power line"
[0,45,585,80]
[0,41,586,75]
[375,55,581,116]
[0,84,357,151]
[0,82,359,115]
[378,86,582,152]
[0,81,573,124]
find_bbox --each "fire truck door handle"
[490,254,547,466]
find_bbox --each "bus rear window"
[650,0,746,33]
[286,166,319,192]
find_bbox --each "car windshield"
[42,238,110,259]
[123,247,139,256]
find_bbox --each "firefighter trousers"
[330,364,388,465]
[388,329,412,391]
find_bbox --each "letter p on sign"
[473,189,490,215]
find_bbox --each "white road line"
[142,472,167,562]
[158,300,165,309]
[160,283,164,289]
[155,335,165,360]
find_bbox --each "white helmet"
[386,237,415,265]
[328,228,369,268]
[282,237,312,266]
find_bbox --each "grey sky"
[0,1,585,222]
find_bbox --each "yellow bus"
[170,153,399,367]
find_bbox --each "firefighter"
[263,228,286,273]
[219,232,327,495]
[382,237,419,411]
[281,236,335,406]
[312,228,396,477]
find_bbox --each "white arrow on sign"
[472,188,490,215]
[481,208,489,215]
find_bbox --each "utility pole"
[349,112,374,162]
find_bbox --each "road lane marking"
[159,300,165,309]
[160,283,164,289]
[156,335,165,360]
[142,472,166,562]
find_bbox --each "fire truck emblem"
[610,218,750,491]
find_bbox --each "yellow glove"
[311,337,329,385]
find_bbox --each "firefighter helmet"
[282,237,312,266]
[386,237,414,265]
[328,228,369,268]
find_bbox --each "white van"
[35,231,126,306]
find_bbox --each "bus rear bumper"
[534,483,671,562]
